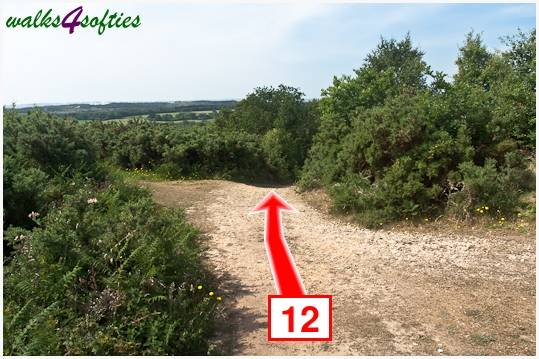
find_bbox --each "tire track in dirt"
[142,180,535,355]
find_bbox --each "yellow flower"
[501,217,505,221]
[209,291,214,296]
[424,218,429,222]
[197,285,202,290]
[484,206,489,210]
[479,210,484,214]
[217,296,222,301]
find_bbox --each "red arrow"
[252,191,306,296]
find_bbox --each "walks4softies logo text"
[5,6,141,35]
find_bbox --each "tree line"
[12,100,236,121]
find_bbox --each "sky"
[1,1,536,105]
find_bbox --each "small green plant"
[470,333,496,346]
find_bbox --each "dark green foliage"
[84,120,275,182]
[81,85,319,183]
[3,110,102,228]
[215,85,320,179]
[3,155,49,229]
[490,30,536,150]
[4,181,218,355]
[453,30,536,151]
[148,111,214,122]
[300,31,535,226]
[300,35,433,189]
[447,152,535,219]
[4,110,99,177]
[454,32,493,88]
[158,126,270,180]
[4,112,220,355]
[322,92,475,224]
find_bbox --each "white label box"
[268,295,332,341]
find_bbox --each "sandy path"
[142,180,535,355]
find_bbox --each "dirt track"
[142,180,535,355]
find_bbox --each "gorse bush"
[4,112,221,355]
[215,85,320,180]
[156,126,269,181]
[3,110,99,176]
[4,110,102,229]
[84,120,274,181]
[323,92,474,224]
[300,30,535,226]
[447,153,535,219]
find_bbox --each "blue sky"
[2,1,536,104]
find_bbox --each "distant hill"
[12,100,237,121]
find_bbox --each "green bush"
[3,155,49,228]
[4,110,99,177]
[261,128,296,180]
[159,126,273,181]
[310,91,477,226]
[447,153,534,219]
[3,110,103,229]
[84,120,282,182]
[215,85,320,180]
[4,111,222,355]
[78,85,320,184]
[4,180,220,355]
[300,31,535,225]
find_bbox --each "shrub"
[447,153,535,219]
[300,31,535,225]
[4,110,99,177]
[4,111,221,355]
[3,180,220,355]
[3,155,49,228]
[215,85,320,179]
[3,110,103,229]
[261,128,296,180]
[159,126,273,181]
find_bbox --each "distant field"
[104,111,217,123]
[14,100,235,121]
